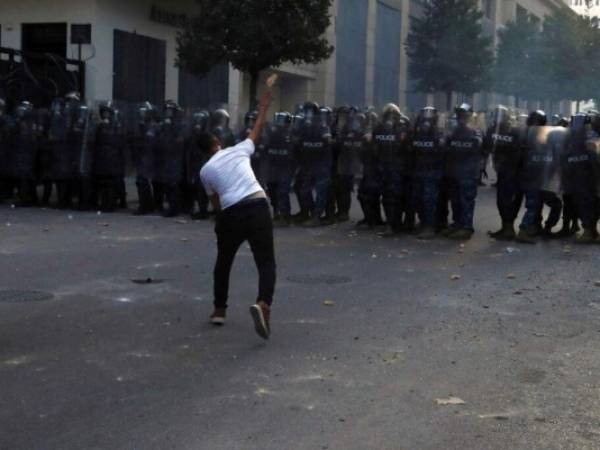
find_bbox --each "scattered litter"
[478,414,510,420]
[371,253,378,259]
[435,397,466,406]
[323,300,335,307]
[564,246,572,254]
[175,219,188,224]
[97,211,102,215]
[255,387,270,396]
[532,332,547,338]
[506,273,516,280]
[401,249,410,254]
[180,238,190,242]
[458,249,465,254]
[451,274,461,281]
[10,204,15,209]
[505,247,520,254]
[68,215,73,220]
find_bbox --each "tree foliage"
[405,0,494,110]
[177,0,334,109]
[494,7,600,108]
[493,14,540,102]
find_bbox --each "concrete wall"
[0,0,195,102]
[0,0,97,98]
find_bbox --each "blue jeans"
[520,190,562,231]
[412,171,442,228]
[496,171,523,223]
[448,177,478,231]
[298,164,331,218]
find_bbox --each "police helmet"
[526,110,547,127]
[244,110,258,128]
[274,111,292,126]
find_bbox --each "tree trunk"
[576,100,581,113]
[446,91,453,112]
[249,71,259,112]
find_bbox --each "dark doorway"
[178,64,229,110]
[22,23,67,56]
[113,29,166,105]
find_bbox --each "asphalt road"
[1,186,600,450]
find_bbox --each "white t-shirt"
[200,139,264,210]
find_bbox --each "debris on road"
[323,300,335,307]
[435,397,466,406]
[451,274,461,281]
[506,273,516,280]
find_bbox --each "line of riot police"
[3,92,600,245]
[254,101,600,244]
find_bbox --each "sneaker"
[416,226,436,240]
[336,212,350,223]
[249,303,270,340]
[516,229,537,244]
[447,228,473,240]
[273,216,291,228]
[576,229,596,244]
[210,307,227,326]
[441,225,459,237]
[380,225,397,238]
[302,217,321,228]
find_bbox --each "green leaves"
[176,0,334,78]
[495,7,600,105]
[405,0,494,105]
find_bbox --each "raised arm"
[248,90,273,145]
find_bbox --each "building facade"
[570,0,600,15]
[0,0,571,126]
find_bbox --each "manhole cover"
[0,290,54,303]
[286,274,351,285]
[131,278,166,285]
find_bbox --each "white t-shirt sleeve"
[234,138,255,156]
[200,167,214,195]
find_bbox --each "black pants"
[214,198,276,309]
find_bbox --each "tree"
[177,0,334,110]
[405,0,494,110]
[538,8,600,111]
[493,14,542,105]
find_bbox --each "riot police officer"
[561,113,598,243]
[0,98,11,202]
[372,103,412,236]
[10,101,39,206]
[357,110,384,229]
[71,102,95,210]
[156,101,186,217]
[93,102,126,212]
[185,109,211,219]
[484,105,524,240]
[132,102,159,215]
[517,110,564,243]
[336,109,366,222]
[411,107,445,239]
[444,103,484,240]
[265,111,296,227]
[296,101,333,227]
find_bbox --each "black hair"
[196,132,219,153]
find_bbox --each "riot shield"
[520,126,567,193]
[561,130,597,195]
